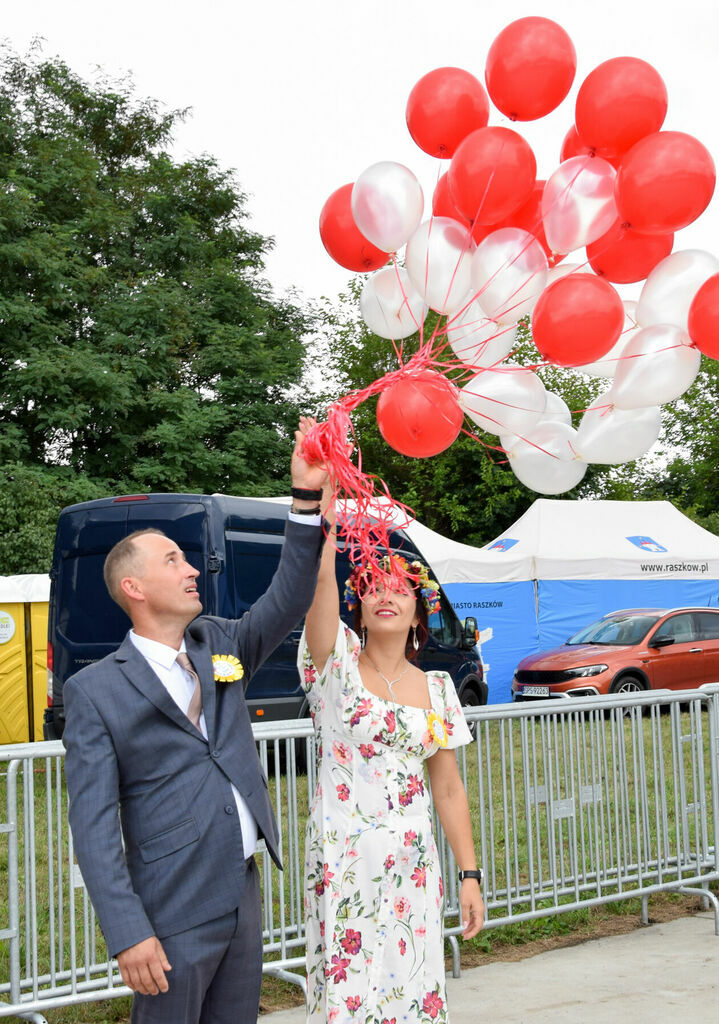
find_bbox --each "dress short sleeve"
[298,620,360,702]
[438,672,473,750]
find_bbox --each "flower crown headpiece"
[344,553,441,616]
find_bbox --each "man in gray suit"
[63,419,328,1023]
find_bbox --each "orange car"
[512,607,719,701]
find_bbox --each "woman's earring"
[361,626,367,649]
[412,626,419,651]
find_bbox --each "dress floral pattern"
[299,622,472,1024]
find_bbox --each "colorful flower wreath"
[344,553,441,616]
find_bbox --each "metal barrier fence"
[2,686,719,1021]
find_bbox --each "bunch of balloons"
[318,16,718,496]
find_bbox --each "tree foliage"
[0,48,312,571]
[646,355,719,533]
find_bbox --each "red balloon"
[575,57,668,158]
[532,274,625,366]
[376,370,463,458]
[616,131,716,234]
[432,172,471,226]
[319,184,390,272]
[688,272,719,359]
[560,126,621,169]
[448,126,536,225]
[406,67,489,158]
[491,180,564,267]
[586,219,674,283]
[485,17,576,121]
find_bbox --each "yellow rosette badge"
[212,654,244,683]
[427,711,449,748]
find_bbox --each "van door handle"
[689,647,702,653]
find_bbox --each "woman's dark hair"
[353,586,429,663]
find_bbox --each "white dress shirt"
[129,630,258,858]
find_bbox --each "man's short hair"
[103,529,167,611]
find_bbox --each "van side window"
[428,595,461,647]
[226,532,284,612]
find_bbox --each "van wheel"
[460,686,483,741]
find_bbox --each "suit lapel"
[115,635,207,741]
[185,632,217,746]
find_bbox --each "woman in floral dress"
[299,509,484,1024]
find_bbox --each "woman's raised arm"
[304,489,340,671]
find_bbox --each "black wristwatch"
[458,869,483,884]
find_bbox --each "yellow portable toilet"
[0,575,51,743]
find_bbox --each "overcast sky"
[3,1,718,306]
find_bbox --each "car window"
[651,613,696,644]
[568,615,658,645]
[695,612,719,641]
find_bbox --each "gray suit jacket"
[63,517,323,957]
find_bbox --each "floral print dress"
[299,622,472,1024]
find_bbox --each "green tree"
[646,355,719,531]
[0,48,312,571]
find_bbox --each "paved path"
[261,912,719,1023]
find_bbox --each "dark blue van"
[44,493,485,739]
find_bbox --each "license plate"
[523,685,549,696]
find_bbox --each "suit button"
[211,749,221,759]
[224,805,234,814]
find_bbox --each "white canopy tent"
[405,498,719,583]
[427,499,719,703]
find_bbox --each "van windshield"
[567,614,660,646]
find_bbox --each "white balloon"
[610,324,701,409]
[541,391,573,427]
[460,366,547,437]
[505,421,587,495]
[471,227,548,324]
[359,267,427,340]
[577,301,641,378]
[542,156,618,255]
[445,301,517,369]
[352,162,424,252]
[637,249,719,331]
[405,217,475,315]
[575,393,662,464]
[500,391,572,450]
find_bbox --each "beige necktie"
[176,651,203,730]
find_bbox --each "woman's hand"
[460,879,485,939]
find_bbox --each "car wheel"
[460,685,483,740]
[609,674,647,695]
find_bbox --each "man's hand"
[292,416,330,494]
[117,936,171,995]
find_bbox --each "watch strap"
[458,868,483,884]
[290,487,323,501]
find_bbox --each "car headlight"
[563,664,609,678]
